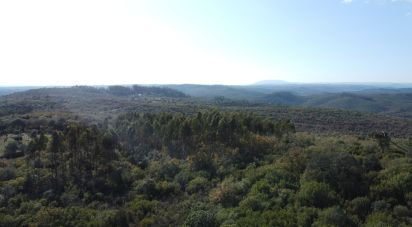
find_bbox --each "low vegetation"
[1,108,412,226]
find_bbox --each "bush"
[393,205,412,218]
[135,179,157,198]
[155,180,180,197]
[0,214,16,227]
[371,200,390,212]
[210,178,249,207]
[346,197,371,220]
[0,167,16,181]
[157,159,181,180]
[371,170,412,204]
[184,210,218,227]
[364,212,398,227]
[239,193,270,211]
[297,181,337,208]
[303,152,366,199]
[128,195,157,219]
[313,206,356,227]
[297,207,319,227]
[187,177,209,194]
[174,168,193,188]
[235,209,296,227]
[4,141,18,158]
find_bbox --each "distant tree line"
[107,85,188,98]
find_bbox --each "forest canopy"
[1,109,412,226]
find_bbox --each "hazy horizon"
[1,0,411,86]
[2,80,412,88]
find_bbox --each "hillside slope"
[1,86,412,137]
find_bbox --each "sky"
[0,0,411,86]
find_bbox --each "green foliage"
[3,140,18,158]
[0,166,16,181]
[128,195,158,221]
[370,158,412,203]
[184,210,218,227]
[313,206,356,227]
[364,212,398,227]
[346,197,371,220]
[1,109,412,226]
[31,207,130,227]
[187,176,209,194]
[303,152,366,199]
[210,177,249,207]
[297,181,337,208]
[297,207,319,227]
[107,85,188,98]
[234,209,297,227]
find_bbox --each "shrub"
[187,177,209,194]
[303,152,366,199]
[364,212,398,227]
[297,181,337,208]
[313,206,356,227]
[346,197,371,220]
[0,167,16,181]
[210,178,249,207]
[174,168,193,188]
[371,200,390,212]
[239,193,270,211]
[0,214,16,227]
[184,210,218,227]
[393,205,412,218]
[155,180,180,197]
[135,179,157,198]
[128,195,158,218]
[4,141,18,158]
[297,207,319,227]
[157,159,181,180]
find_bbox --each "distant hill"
[1,85,412,137]
[107,85,188,98]
[304,93,386,112]
[261,91,306,105]
[0,87,39,96]
[0,86,191,121]
[2,83,412,121]
[164,84,262,100]
[259,91,412,119]
[160,84,412,119]
[253,80,289,85]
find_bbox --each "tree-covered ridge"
[1,110,412,226]
[2,86,412,138]
[107,85,188,98]
[0,85,187,118]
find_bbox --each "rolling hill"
[1,86,412,137]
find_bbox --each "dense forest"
[1,86,412,226]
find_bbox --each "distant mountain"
[253,80,289,85]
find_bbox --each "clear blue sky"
[0,0,411,85]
